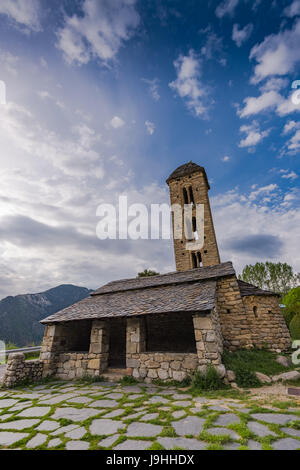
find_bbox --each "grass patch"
[189,367,227,392]
[59,418,73,427]
[152,376,192,388]
[160,426,177,437]
[206,443,223,450]
[270,400,298,410]
[223,349,295,377]
[120,376,139,386]
[199,430,232,445]
[76,375,106,385]
[148,442,165,450]
[234,367,260,388]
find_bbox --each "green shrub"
[283,308,295,327]
[283,287,300,311]
[120,375,138,385]
[234,367,260,388]
[190,366,225,391]
[289,314,300,340]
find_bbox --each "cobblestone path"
[0,381,299,450]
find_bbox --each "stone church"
[40,162,291,382]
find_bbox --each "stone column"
[193,313,223,367]
[88,320,109,374]
[126,317,146,374]
[40,324,68,377]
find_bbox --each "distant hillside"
[0,285,93,347]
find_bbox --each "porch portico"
[40,264,234,381]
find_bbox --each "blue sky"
[0,0,299,298]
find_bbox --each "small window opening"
[183,188,189,205]
[192,216,197,232]
[189,186,194,205]
[192,253,197,268]
[268,310,272,314]
[192,216,199,240]
[253,306,258,318]
[197,252,203,267]
[227,309,231,314]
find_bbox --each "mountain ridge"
[0,284,93,347]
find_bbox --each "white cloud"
[287,129,300,151]
[0,0,41,32]
[56,0,140,65]
[211,187,300,273]
[239,89,300,118]
[250,18,300,83]
[145,120,155,135]
[281,121,300,154]
[249,183,278,201]
[238,90,281,117]
[169,50,209,118]
[0,49,19,76]
[215,0,239,18]
[281,170,298,180]
[259,77,289,93]
[222,155,230,162]
[142,78,160,101]
[110,116,125,129]
[239,121,270,148]
[200,26,226,65]
[283,120,298,134]
[283,0,300,17]
[37,90,65,110]
[232,23,253,47]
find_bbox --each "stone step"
[102,368,128,383]
[106,368,128,374]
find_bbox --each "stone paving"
[0,380,299,450]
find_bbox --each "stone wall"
[128,352,199,382]
[216,276,253,350]
[242,295,291,352]
[193,310,223,366]
[126,313,225,381]
[56,352,103,380]
[3,353,43,388]
[168,171,220,271]
[41,320,109,379]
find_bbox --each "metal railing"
[4,346,41,357]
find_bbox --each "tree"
[239,262,300,296]
[282,286,300,327]
[283,286,300,311]
[289,314,300,340]
[137,269,160,278]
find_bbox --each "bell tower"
[167,162,220,271]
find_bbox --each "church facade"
[40,162,291,382]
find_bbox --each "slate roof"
[92,261,235,296]
[41,262,235,324]
[166,161,210,189]
[41,280,217,324]
[238,280,278,297]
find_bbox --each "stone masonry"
[33,162,291,386]
[3,353,43,388]
[41,320,110,380]
[216,276,253,351]
[167,165,220,271]
[242,295,291,352]
[127,313,223,381]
